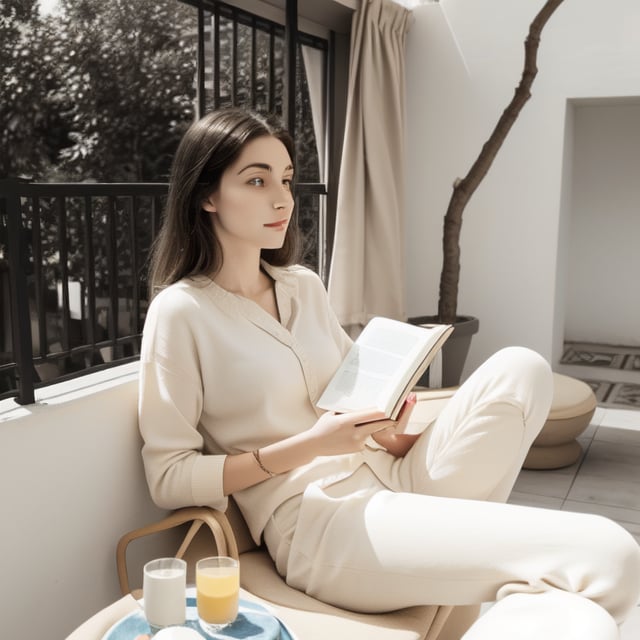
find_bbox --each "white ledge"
[0,360,139,422]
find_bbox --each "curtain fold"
[328,0,410,333]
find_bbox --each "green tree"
[0,0,63,178]
[1,0,197,181]
[51,0,197,181]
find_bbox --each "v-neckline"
[200,263,296,333]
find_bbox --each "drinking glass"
[196,556,240,635]
[143,557,187,632]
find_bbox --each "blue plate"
[102,588,295,640]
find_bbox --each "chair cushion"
[238,549,448,640]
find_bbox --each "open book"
[317,317,453,420]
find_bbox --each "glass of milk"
[143,557,187,631]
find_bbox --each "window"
[1,0,350,403]
[185,0,333,277]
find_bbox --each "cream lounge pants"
[263,347,640,639]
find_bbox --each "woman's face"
[202,135,295,254]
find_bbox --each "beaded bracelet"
[252,448,277,478]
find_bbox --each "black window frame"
[0,0,350,404]
[181,0,344,281]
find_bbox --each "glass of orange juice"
[196,556,240,635]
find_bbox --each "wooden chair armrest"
[116,506,239,596]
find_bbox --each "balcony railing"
[0,178,324,405]
[0,178,168,405]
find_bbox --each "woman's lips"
[264,219,289,230]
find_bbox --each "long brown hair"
[148,108,301,296]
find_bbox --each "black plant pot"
[408,315,480,388]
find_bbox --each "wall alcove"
[556,97,640,399]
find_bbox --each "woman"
[139,108,640,639]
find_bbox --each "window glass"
[199,2,328,272]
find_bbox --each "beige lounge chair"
[114,499,479,640]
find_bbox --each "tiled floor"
[508,405,640,638]
[558,344,640,411]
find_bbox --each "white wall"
[404,0,640,374]
[565,100,640,346]
[0,364,174,639]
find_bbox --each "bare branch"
[437,0,566,323]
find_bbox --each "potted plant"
[411,0,565,386]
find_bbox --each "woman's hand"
[224,395,419,496]
[307,408,398,457]
[371,393,420,457]
[224,407,393,495]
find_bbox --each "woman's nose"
[273,187,293,209]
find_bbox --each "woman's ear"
[201,194,217,213]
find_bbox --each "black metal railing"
[0,178,168,405]
[0,178,324,405]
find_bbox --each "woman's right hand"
[224,409,394,495]
[307,409,395,456]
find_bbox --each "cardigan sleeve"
[137,287,228,511]
[138,360,228,511]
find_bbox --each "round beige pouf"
[523,373,597,470]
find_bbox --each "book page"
[317,318,452,417]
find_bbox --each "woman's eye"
[283,178,293,189]
[248,177,264,186]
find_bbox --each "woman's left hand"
[371,393,421,457]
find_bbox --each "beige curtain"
[328,0,410,333]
